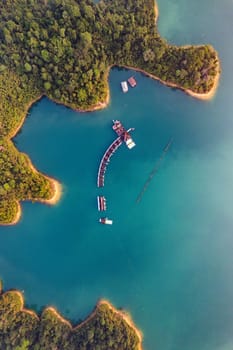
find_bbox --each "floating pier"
[97,136,123,187]
[97,120,135,188]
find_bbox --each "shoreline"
[38,177,62,206]
[4,290,39,320]
[34,300,142,349]
[11,202,22,225]
[2,0,220,227]
[120,61,220,101]
[28,161,62,206]
[45,307,72,328]
[0,291,143,349]
[100,299,143,350]
[10,95,43,139]
[1,161,62,226]
[152,0,220,100]
[1,201,22,226]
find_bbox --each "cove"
[0,0,233,349]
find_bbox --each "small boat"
[121,81,128,93]
[99,217,113,225]
[128,76,137,87]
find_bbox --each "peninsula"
[0,287,142,350]
[0,0,220,224]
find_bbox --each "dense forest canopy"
[0,0,219,221]
[0,0,220,347]
[0,0,219,114]
[0,289,141,349]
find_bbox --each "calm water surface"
[1,0,233,349]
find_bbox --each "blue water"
[1,0,233,349]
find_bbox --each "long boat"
[97,196,106,211]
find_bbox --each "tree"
[24,63,32,72]
[44,81,51,90]
[80,32,92,51]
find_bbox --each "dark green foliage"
[0,0,219,223]
[70,303,140,350]
[0,71,40,138]
[34,308,71,349]
[0,291,39,349]
[0,290,141,350]
[0,138,54,224]
[0,0,219,111]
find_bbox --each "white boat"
[126,137,136,149]
[99,217,113,225]
[121,81,128,93]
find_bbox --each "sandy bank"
[99,300,143,350]
[1,201,22,226]
[39,178,62,205]
[1,164,62,226]
[45,307,72,328]
[185,60,220,100]
[11,202,22,225]
[122,59,220,101]
[1,292,142,349]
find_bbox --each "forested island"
[0,0,220,224]
[0,286,142,349]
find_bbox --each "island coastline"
[0,0,220,225]
[4,290,39,320]
[1,201,22,226]
[120,59,220,101]
[9,94,43,140]
[3,164,62,226]
[100,299,143,350]
[0,289,142,349]
[44,299,143,349]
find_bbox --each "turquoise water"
[1,0,233,349]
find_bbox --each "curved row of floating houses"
[97,136,123,188]
[97,120,136,225]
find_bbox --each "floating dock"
[112,120,136,149]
